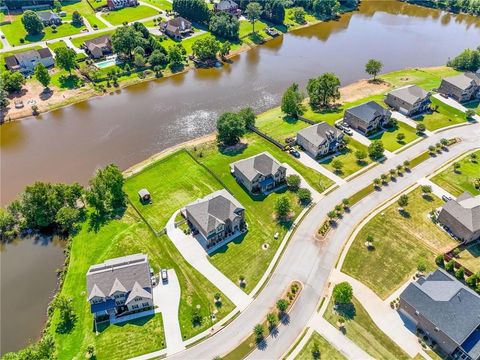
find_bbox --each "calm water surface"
[1,0,480,353]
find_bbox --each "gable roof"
[84,34,111,49]
[37,11,60,21]
[37,48,53,59]
[185,189,244,235]
[439,192,480,234]
[388,85,430,106]
[165,16,191,30]
[345,101,391,125]
[297,121,343,147]
[216,0,238,10]
[442,72,480,91]
[125,281,153,304]
[232,152,285,182]
[86,253,151,301]
[401,268,480,346]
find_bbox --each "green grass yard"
[457,243,480,274]
[294,331,346,360]
[414,97,468,131]
[140,0,172,11]
[101,5,158,25]
[255,107,309,144]
[71,29,115,48]
[239,19,269,38]
[342,188,458,299]
[319,137,372,178]
[323,297,409,360]
[431,150,480,196]
[368,121,419,152]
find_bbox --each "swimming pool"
[95,56,120,69]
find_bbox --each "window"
[142,302,149,307]
[132,304,139,309]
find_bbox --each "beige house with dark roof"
[438,73,480,103]
[86,253,153,322]
[296,122,344,158]
[83,34,112,59]
[160,17,192,40]
[385,85,431,116]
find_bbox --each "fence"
[248,126,286,150]
[298,115,316,125]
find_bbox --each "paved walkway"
[0,28,11,50]
[153,269,185,355]
[417,177,455,200]
[349,128,372,147]
[432,93,480,122]
[297,150,346,185]
[63,38,84,54]
[166,211,252,309]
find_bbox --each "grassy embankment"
[294,331,346,360]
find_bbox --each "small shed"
[138,188,151,203]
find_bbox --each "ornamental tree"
[333,281,353,304]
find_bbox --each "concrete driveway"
[433,93,480,122]
[296,150,346,185]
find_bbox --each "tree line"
[447,46,480,72]
[404,0,480,16]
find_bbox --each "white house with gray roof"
[182,189,246,250]
[399,268,480,359]
[437,192,480,244]
[438,73,480,103]
[86,253,153,323]
[296,122,344,158]
[343,101,392,135]
[385,85,431,116]
[231,152,287,194]
[4,48,54,74]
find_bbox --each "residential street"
[161,123,479,360]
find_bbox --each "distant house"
[231,152,287,194]
[399,268,480,359]
[160,17,192,40]
[86,253,154,323]
[296,122,344,158]
[5,0,54,10]
[83,34,112,59]
[4,48,54,74]
[36,10,62,26]
[438,73,480,103]
[343,101,392,135]
[385,85,431,116]
[437,192,480,244]
[181,189,246,250]
[214,0,240,16]
[107,0,138,10]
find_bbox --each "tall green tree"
[246,2,263,34]
[368,140,385,160]
[281,82,304,118]
[168,44,185,67]
[365,59,383,80]
[263,0,285,24]
[217,112,245,145]
[71,11,84,27]
[238,107,256,128]
[35,63,51,89]
[275,196,291,218]
[307,73,341,109]
[447,47,480,72]
[86,164,126,217]
[312,0,340,18]
[111,25,141,59]
[192,36,220,61]
[55,47,77,75]
[2,71,26,93]
[333,282,353,304]
[21,10,44,35]
[209,12,239,39]
[172,0,210,23]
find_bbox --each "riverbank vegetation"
[403,0,480,17]
[447,46,480,72]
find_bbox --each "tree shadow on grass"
[218,142,248,157]
[248,32,265,44]
[334,302,356,320]
[59,74,82,89]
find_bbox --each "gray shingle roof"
[438,192,480,235]
[297,122,343,147]
[345,101,390,125]
[216,0,238,11]
[37,11,60,21]
[401,269,480,345]
[232,152,285,182]
[185,189,244,235]
[125,281,153,304]
[86,253,151,301]
[388,85,430,106]
[443,73,480,91]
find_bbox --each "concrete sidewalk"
[166,211,252,309]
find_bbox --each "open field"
[414,97,468,131]
[101,5,158,25]
[457,242,480,273]
[342,187,458,299]
[323,297,409,360]
[50,200,235,358]
[319,137,372,178]
[255,107,309,144]
[140,0,172,10]
[431,150,480,196]
[294,331,346,360]
[369,121,419,152]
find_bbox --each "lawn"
[140,0,172,11]
[1,15,86,46]
[368,120,419,152]
[101,5,158,25]
[464,99,480,115]
[414,97,468,131]
[86,0,107,10]
[431,150,480,197]
[319,137,372,178]
[60,0,96,21]
[457,242,480,274]
[295,331,346,360]
[84,14,108,29]
[255,107,309,144]
[239,19,269,38]
[342,188,458,299]
[47,40,68,52]
[323,297,409,360]
[71,29,115,48]
[284,7,318,29]
[50,202,235,358]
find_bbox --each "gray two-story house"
[231,152,287,194]
[86,253,154,324]
[385,85,431,116]
[343,101,392,135]
[437,192,480,244]
[296,122,344,158]
[438,73,480,103]
[399,269,480,360]
[182,189,246,250]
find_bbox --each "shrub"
[445,259,455,272]
[455,266,465,280]
[332,282,353,304]
[435,254,445,267]
[286,174,301,191]
[297,188,312,204]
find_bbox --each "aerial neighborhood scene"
[1,0,480,359]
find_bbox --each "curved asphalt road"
[166,123,480,360]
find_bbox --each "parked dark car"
[442,195,452,202]
[343,128,353,136]
[161,269,168,283]
[335,123,344,130]
[289,149,300,158]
